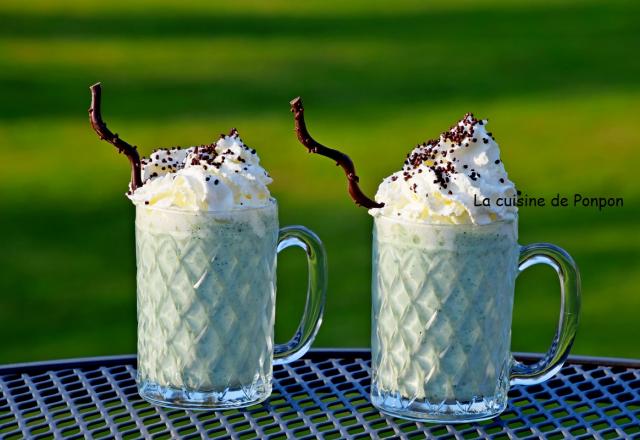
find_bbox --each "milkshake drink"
[367,114,580,422]
[89,85,327,411]
[135,203,278,406]
[126,131,327,409]
[372,218,518,404]
[287,97,579,423]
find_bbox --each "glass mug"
[370,214,580,422]
[134,199,327,409]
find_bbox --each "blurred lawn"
[0,0,639,363]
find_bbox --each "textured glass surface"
[135,204,278,409]
[371,216,519,422]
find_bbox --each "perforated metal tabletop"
[1,349,638,439]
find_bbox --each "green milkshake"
[135,202,278,405]
[128,131,278,407]
[368,114,520,420]
[287,99,580,424]
[371,216,519,412]
[125,131,327,409]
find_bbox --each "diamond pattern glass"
[371,216,520,422]
[135,203,278,409]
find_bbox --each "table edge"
[0,349,638,376]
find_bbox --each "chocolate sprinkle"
[137,130,256,189]
[399,113,492,191]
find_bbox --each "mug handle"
[510,243,581,385]
[273,226,328,365]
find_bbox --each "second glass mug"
[370,214,580,422]
[134,199,327,409]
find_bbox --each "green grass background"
[0,0,638,363]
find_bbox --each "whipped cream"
[128,130,272,211]
[370,114,517,225]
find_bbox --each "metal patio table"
[1,349,638,439]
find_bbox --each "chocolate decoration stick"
[290,97,383,209]
[89,83,143,190]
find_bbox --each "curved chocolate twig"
[89,83,143,190]
[290,97,383,209]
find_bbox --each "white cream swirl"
[128,130,272,211]
[370,114,517,225]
